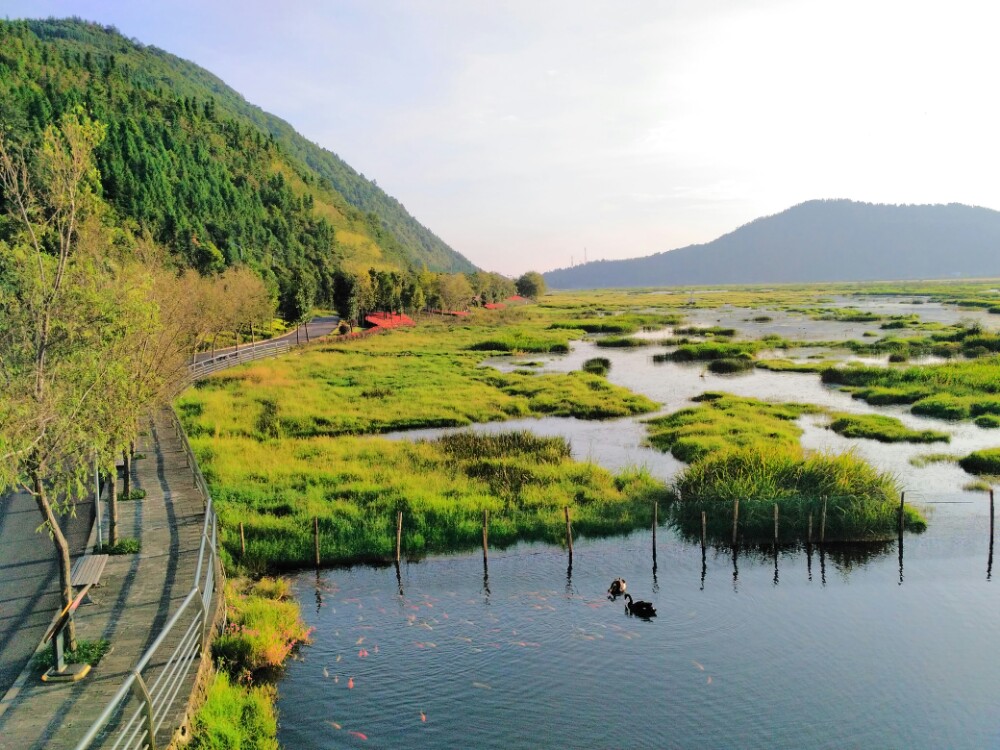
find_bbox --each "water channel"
[277,297,1000,748]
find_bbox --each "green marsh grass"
[645,393,924,541]
[670,447,922,542]
[909,452,960,468]
[582,357,611,376]
[197,431,665,569]
[959,448,1000,476]
[189,671,278,750]
[828,413,950,443]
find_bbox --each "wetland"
[177,283,1000,748]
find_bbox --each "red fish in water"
[420,712,427,722]
[348,730,368,740]
[347,677,355,689]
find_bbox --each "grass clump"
[106,538,141,555]
[976,415,1000,429]
[964,479,995,492]
[212,577,311,675]
[33,638,111,670]
[121,488,146,501]
[189,671,278,750]
[828,413,950,443]
[959,449,1000,476]
[670,447,920,542]
[549,313,680,334]
[582,357,611,376]
[909,452,960,468]
[756,359,831,373]
[667,341,759,361]
[707,357,755,374]
[822,356,1000,423]
[594,336,653,348]
[645,393,819,463]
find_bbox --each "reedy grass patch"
[828,413,950,443]
[189,670,278,750]
[958,448,1000,476]
[197,432,666,569]
[670,447,920,542]
[822,356,1000,423]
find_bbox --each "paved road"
[192,315,340,364]
[0,490,93,698]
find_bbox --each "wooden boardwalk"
[0,409,217,750]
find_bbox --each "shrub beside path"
[0,409,219,750]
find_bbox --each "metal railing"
[73,325,327,749]
[188,338,293,381]
[72,414,220,750]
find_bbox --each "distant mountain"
[545,200,1000,289]
[0,18,474,312]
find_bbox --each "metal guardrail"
[73,326,327,749]
[187,339,293,381]
[72,412,220,750]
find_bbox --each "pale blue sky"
[5,1,1000,275]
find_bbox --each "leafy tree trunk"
[304,321,310,342]
[32,468,77,650]
[108,468,119,547]
[122,449,131,505]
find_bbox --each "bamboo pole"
[482,509,489,563]
[701,511,707,550]
[652,500,658,545]
[774,503,779,544]
[820,496,827,544]
[732,499,739,545]
[396,510,403,563]
[564,506,574,556]
[314,516,320,567]
[240,522,246,558]
[808,513,813,545]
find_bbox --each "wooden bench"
[71,553,109,603]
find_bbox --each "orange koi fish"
[420,712,427,723]
[347,677,354,689]
[348,730,368,740]
[326,721,342,730]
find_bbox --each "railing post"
[131,671,156,750]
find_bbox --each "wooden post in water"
[990,488,993,545]
[701,511,707,549]
[820,496,827,544]
[482,509,489,563]
[653,501,658,544]
[240,522,246,558]
[898,491,905,534]
[314,516,320,567]
[732,500,740,545]
[564,506,574,557]
[808,513,813,545]
[395,511,403,564]
[774,503,779,544]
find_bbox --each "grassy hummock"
[828,413,950,443]
[645,392,925,541]
[671,447,922,542]
[958,448,1000,476]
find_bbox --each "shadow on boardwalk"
[0,409,218,750]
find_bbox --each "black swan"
[623,593,656,618]
[608,578,627,597]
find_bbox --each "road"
[0,490,93,697]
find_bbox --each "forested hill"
[545,200,1000,289]
[0,18,474,311]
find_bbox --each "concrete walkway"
[0,410,215,750]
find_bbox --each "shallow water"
[278,515,1000,749]
[277,296,1000,748]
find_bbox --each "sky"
[5,0,1000,275]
